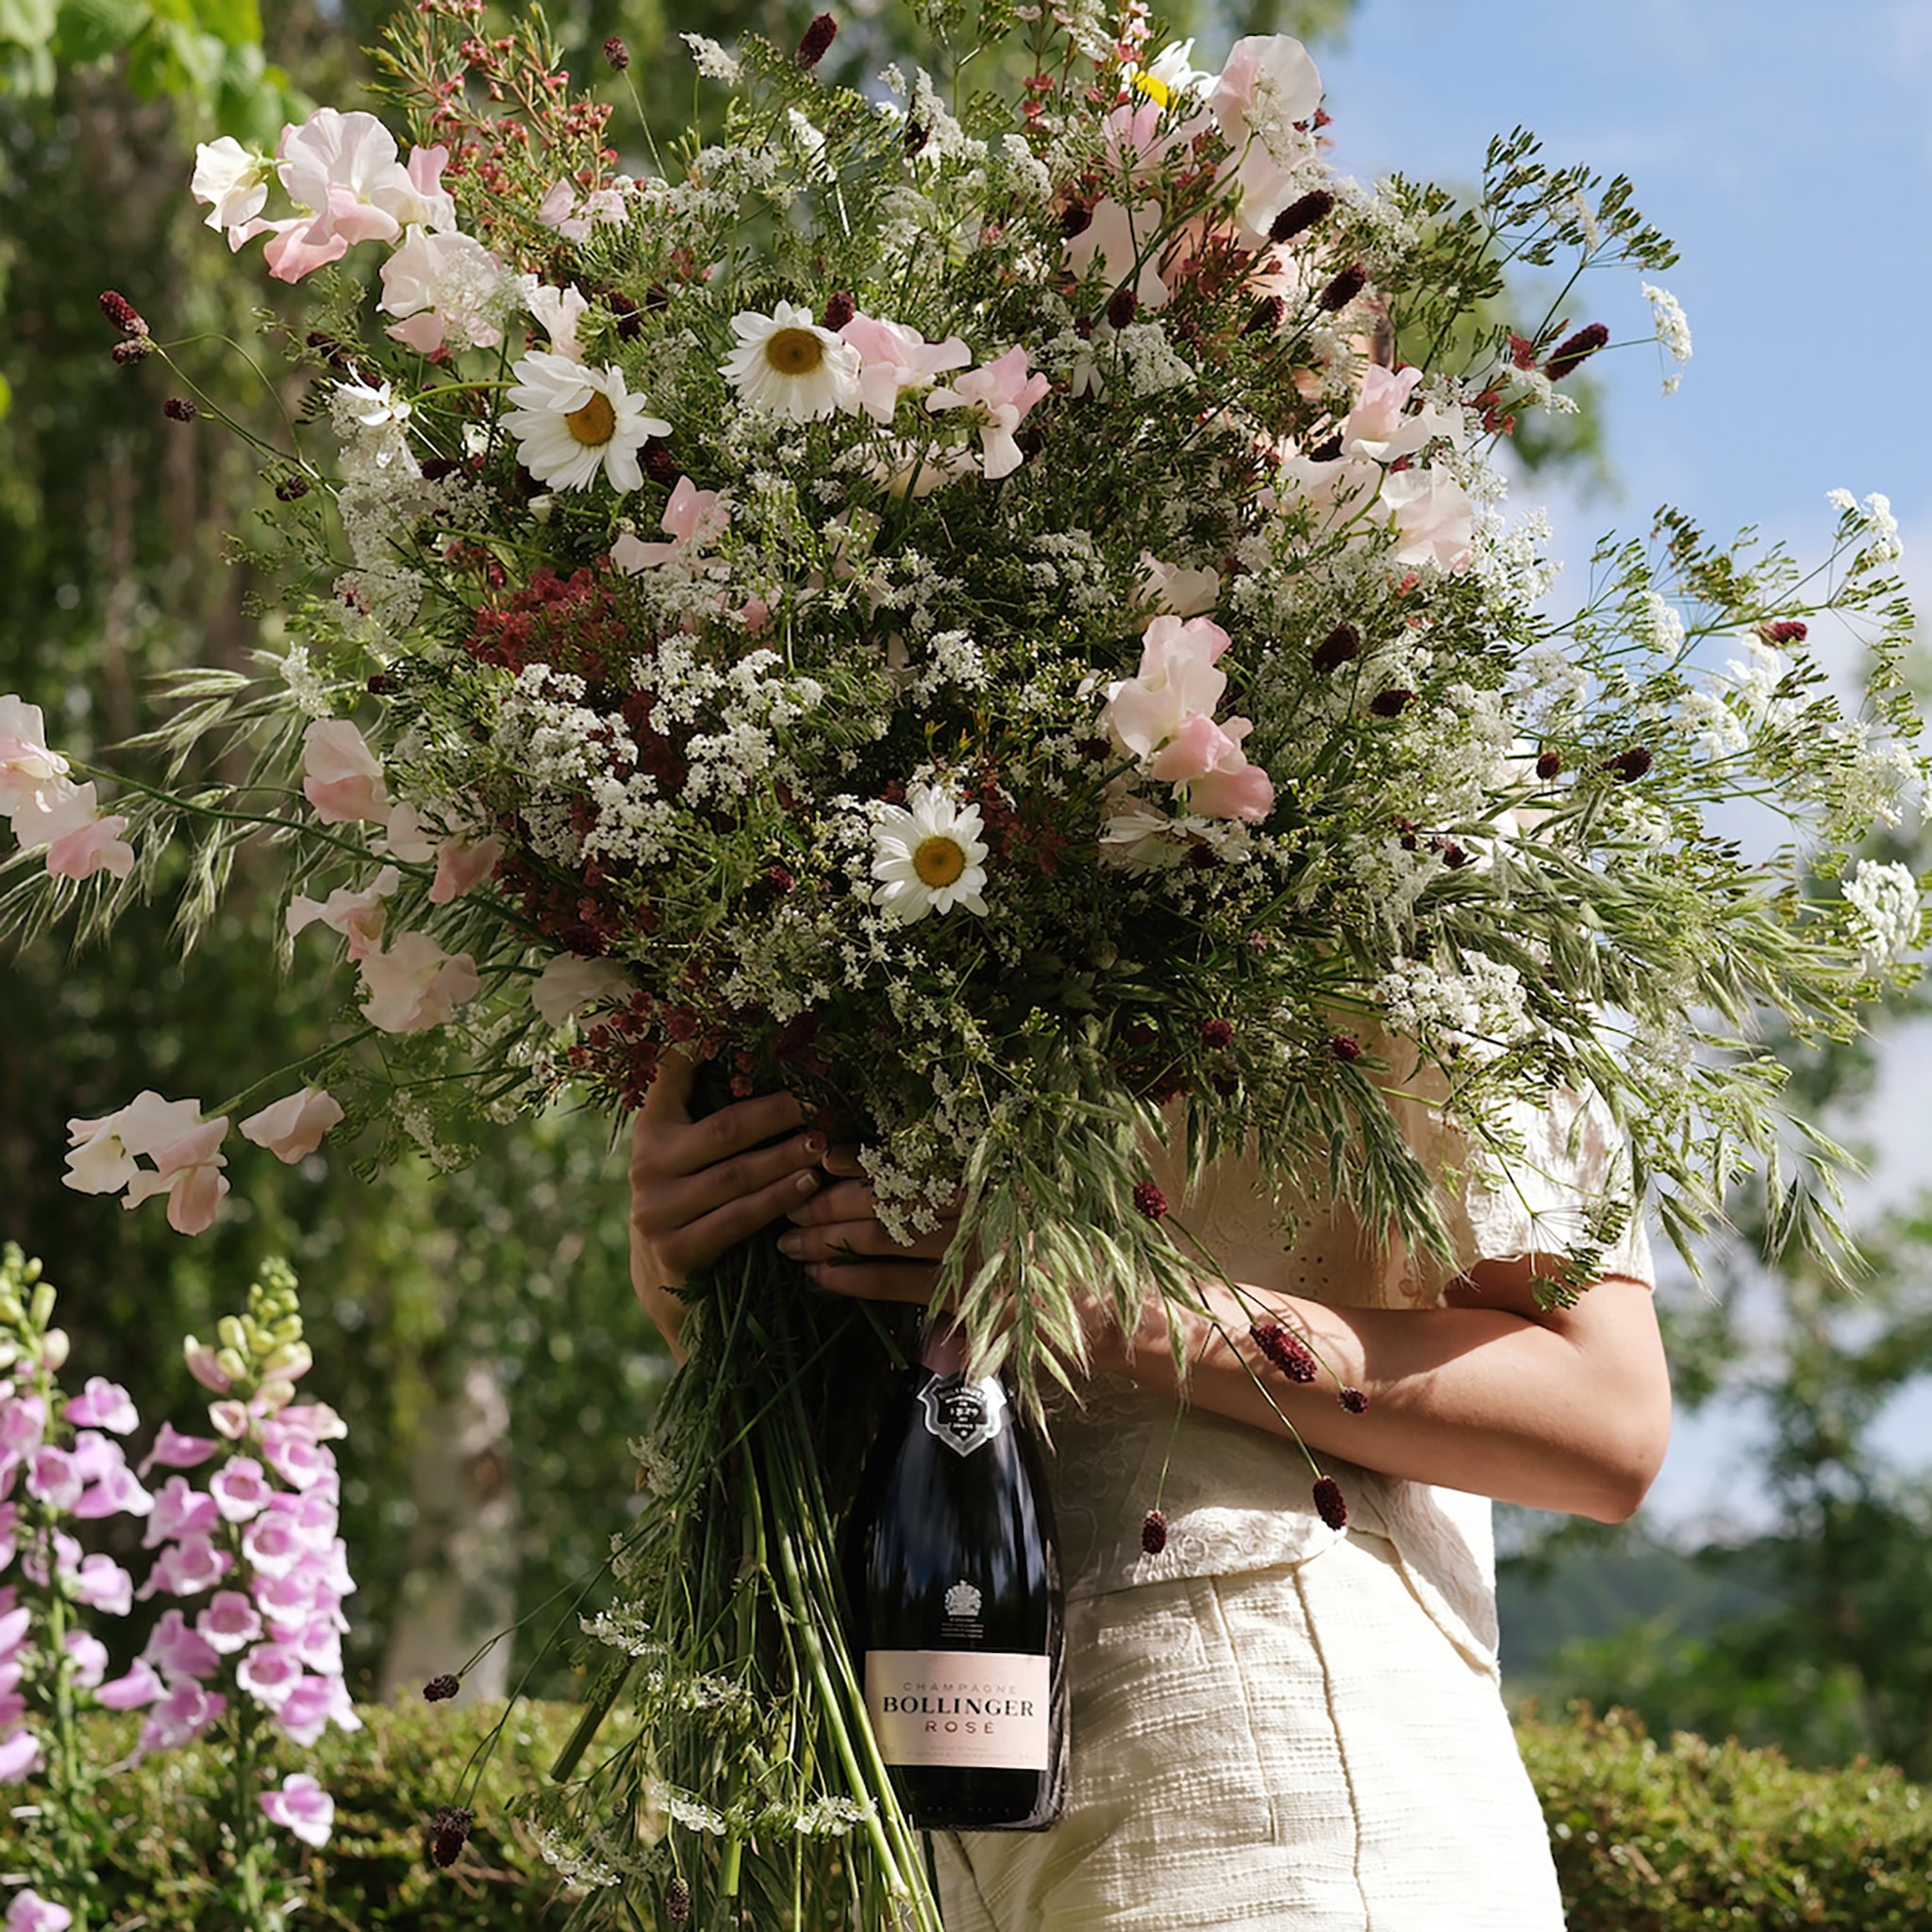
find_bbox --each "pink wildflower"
[240,1089,345,1164]
[261,1771,336,1848]
[63,1377,138,1435]
[120,1117,230,1236]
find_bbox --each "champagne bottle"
[847,1328,1066,1831]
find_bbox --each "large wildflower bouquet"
[3,0,1924,1922]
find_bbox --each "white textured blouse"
[1045,1080,1656,1673]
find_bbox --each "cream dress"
[932,1086,1653,1932]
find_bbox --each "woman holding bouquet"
[628,1053,1670,1931]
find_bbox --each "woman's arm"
[778,1178,1672,1525]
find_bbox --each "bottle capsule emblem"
[918,1374,1008,1456]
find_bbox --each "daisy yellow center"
[764,327,827,377]
[565,391,617,446]
[912,835,968,888]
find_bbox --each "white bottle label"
[917,1374,1008,1456]
[865,1650,1051,1770]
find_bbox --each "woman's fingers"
[656,1164,827,1282]
[777,1213,952,1264]
[635,1127,825,1234]
[802,1258,939,1305]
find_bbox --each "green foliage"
[0,1699,584,1929]
[1521,1707,1932,1931]
[13,1701,1924,1931]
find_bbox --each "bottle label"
[917,1374,1008,1457]
[865,1651,1051,1770]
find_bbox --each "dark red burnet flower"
[1141,1508,1169,1556]
[1106,282,1139,330]
[1250,1319,1317,1384]
[1338,1387,1369,1414]
[1535,748,1562,781]
[603,34,629,69]
[1268,190,1334,243]
[422,1673,461,1702]
[1315,263,1368,313]
[1311,1475,1349,1530]
[1545,323,1609,381]
[1759,618,1808,644]
[822,290,856,331]
[1328,1033,1362,1063]
[162,396,198,422]
[796,11,837,67]
[428,1806,475,1869]
[1311,621,1360,675]
[1132,1180,1169,1221]
[667,1876,692,1924]
[98,289,147,337]
[1607,744,1653,782]
[1369,688,1414,718]
[1199,1018,1233,1050]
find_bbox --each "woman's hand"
[776,1149,959,1306]
[628,1054,827,1357]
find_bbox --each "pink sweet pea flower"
[261,1771,336,1849]
[378,226,508,353]
[1208,35,1324,241]
[1065,196,1170,312]
[63,1091,205,1198]
[0,695,70,820]
[837,316,972,425]
[40,790,136,883]
[357,931,480,1033]
[924,346,1051,480]
[240,1089,345,1164]
[64,1377,138,1435]
[286,866,398,960]
[1135,554,1221,618]
[530,953,632,1028]
[523,279,591,360]
[1104,615,1234,764]
[139,1422,220,1476]
[301,719,390,824]
[262,110,454,283]
[428,833,505,905]
[121,1117,230,1236]
[1382,468,1476,574]
[73,1553,133,1617]
[612,476,731,571]
[93,1657,165,1710]
[1184,726,1276,823]
[6,1889,74,1932]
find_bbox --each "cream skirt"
[931,1530,1564,1931]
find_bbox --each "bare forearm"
[1093,1270,1672,1523]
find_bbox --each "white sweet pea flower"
[531,954,634,1026]
[357,932,481,1033]
[379,227,510,354]
[190,137,275,246]
[240,1090,346,1164]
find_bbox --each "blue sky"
[1309,0,1932,1527]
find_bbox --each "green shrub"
[1521,1706,1932,1931]
[0,1699,583,1931]
[5,1701,1928,1927]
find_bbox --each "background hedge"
[3,1702,1926,1928]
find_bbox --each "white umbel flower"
[721,302,861,421]
[502,351,670,492]
[871,782,990,922]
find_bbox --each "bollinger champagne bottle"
[847,1326,1067,1831]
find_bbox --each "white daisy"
[871,782,991,922]
[721,302,862,421]
[501,350,670,493]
